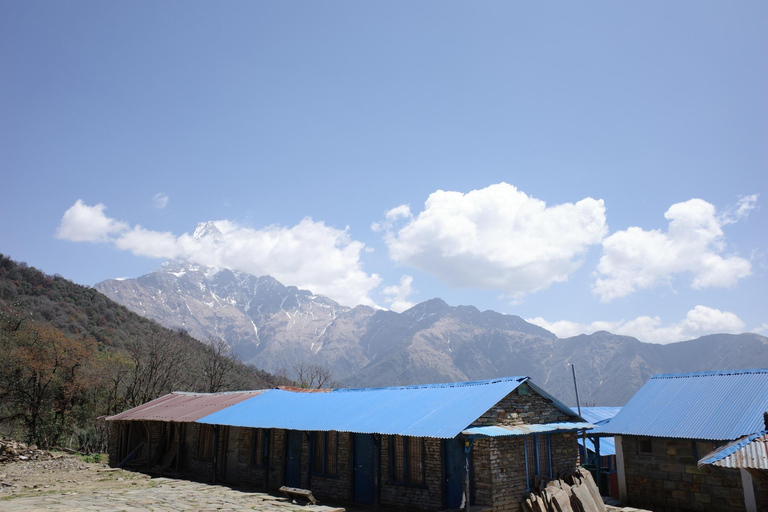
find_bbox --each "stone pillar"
[615,435,626,505]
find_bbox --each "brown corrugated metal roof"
[708,433,768,470]
[699,430,768,470]
[106,390,267,423]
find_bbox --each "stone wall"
[308,432,352,503]
[749,468,768,511]
[471,383,573,428]
[486,432,578,512]
[107,422,120,466]
[177,422,218,481]
[470,384,580,512]
[621,435,746,511]
[474,439,492,507]
[379,435,443,511]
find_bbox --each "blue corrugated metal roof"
[198,376,580,438]
[593,368,768,441]
[579,436,616,456]
[571,407,621,425]
[462,422,592,438]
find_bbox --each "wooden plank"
[552,489,573,512]
[578,468,606,512]
[573,483,599,512]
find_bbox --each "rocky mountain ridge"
[95,260,768,405]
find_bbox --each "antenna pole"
[571,364,588,466]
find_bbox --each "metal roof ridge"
[332,375,528,393]
[170,389,269,396]
[651,368,768,380]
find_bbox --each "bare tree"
[201,337,238,393]
[292,360,335,389]
[124,330,191,407]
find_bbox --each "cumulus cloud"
[383,275,416,313]
[57,201,381,307]
[593,197,756,302]
[528,305,746,344]
[376,183,607,299]
[153,193,169,209]
[55,200,129,242]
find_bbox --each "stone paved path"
[1,477,346,511]
[0,458,346,512]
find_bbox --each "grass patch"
[76,452,107,463]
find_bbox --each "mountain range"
[94,260,768,405]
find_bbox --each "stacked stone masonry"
[621,435,747,512]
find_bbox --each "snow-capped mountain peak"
[193,221,224,242]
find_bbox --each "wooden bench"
[279,486,317,505]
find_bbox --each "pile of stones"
[523,467,607,512]
[0,438,55,465]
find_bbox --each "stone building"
[107,376,589,512]
[593,368,768,512]
[698,429,768,512]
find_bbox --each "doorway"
[353,433,375,505]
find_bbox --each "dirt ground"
[0,456,345,512]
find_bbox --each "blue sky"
[1,1,766,343]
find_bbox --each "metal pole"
[570,364,587,466]
[464,439,472,512]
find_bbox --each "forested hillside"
[0,254,284,451]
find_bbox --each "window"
[198,424,215,461]
[251,428,270,468]
[524,434,552,490]
[313,431,338,476]
[637,437,653,455]
[390,436,425,485]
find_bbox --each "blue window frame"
[524,434,552,491]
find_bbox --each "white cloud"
[383,275,416,313]
[57,201,381,307]
[377,183,607,299]
[721,194,758,225]
[593,197,755,302]
[115,226,181,259]
[528,305,746,344]
[371,205,412,233]
[153,193,169,209]
[751,323,768,335]
[55,200,129,242]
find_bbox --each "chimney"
[764,412,768,432]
